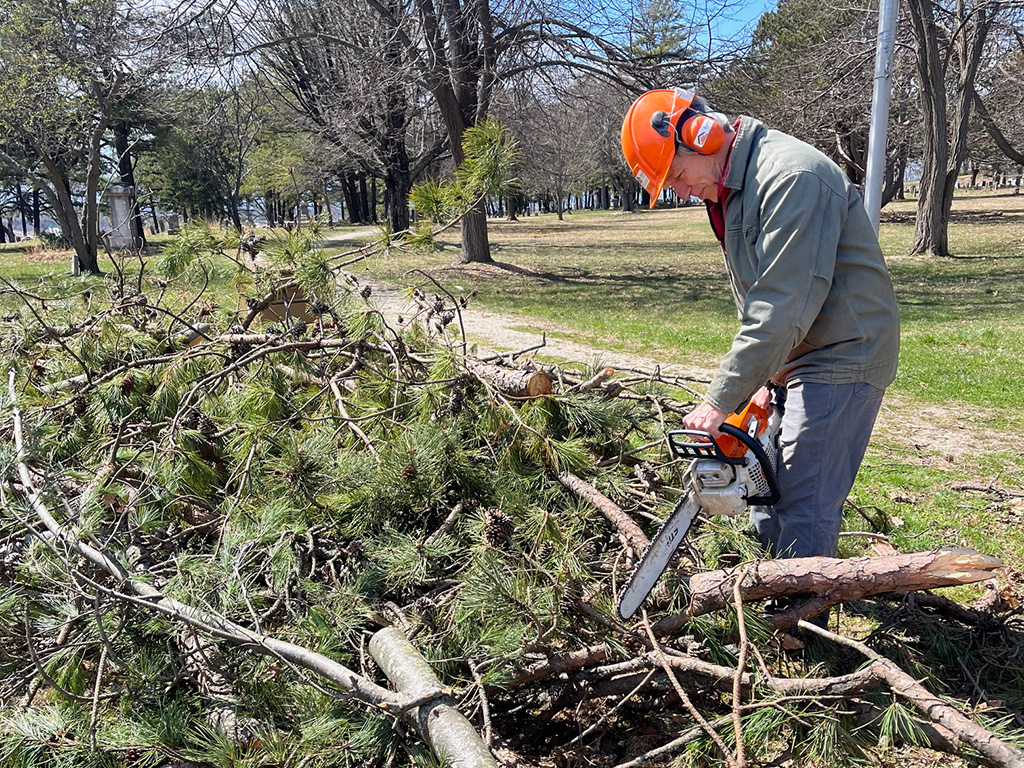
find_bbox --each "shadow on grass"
[889,256,1024,322]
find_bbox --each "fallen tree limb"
[8,372,404,716]
[653,549,1004,634]
[558,472,649,555]
[369,627,498,768]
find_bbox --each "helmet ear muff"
[678,113,724,155]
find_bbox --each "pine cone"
[0,541,24,584]
[401,464,418,481]
[309,300,330,316]
[360,285,372,300]
[484,509,515,548]
[182,409,201,431]
[119,373,136,396]
[446,390,464,416]
[343,540,366,560]
[634,462,663,491]
[537,541,554,561]
[197,413,216,436]
[291,320,308,338]
[72,395,88,417]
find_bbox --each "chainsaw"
[615,397,782,622]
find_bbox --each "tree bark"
[557,473,649,555]
[667,548,1004,630]
[369,627,498,768]
[464,358,552,398]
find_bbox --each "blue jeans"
[750,382,884,558]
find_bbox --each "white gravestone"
[105,183,142,250]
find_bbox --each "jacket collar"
[722,116,767,193]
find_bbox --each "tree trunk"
[433,80,492,263]
[907,0,951,257]
[455,201,492,264]
[32,187,40,234]
[359,174,370,224]
[906,0,996,257]
[341,174,361,224]
[228,197,242,231]
[40,155,100,274]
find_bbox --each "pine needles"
[3,226,1023,768]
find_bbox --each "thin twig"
[731,566,751,768]
[470,661,494,747]
[90,645,109,752]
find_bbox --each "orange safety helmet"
[621,88,725,208]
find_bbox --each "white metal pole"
[864,0,900,234]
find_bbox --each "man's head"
[620,89,733,206]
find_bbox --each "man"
[621,89,900,560]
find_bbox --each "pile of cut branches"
[1,230,1023,768]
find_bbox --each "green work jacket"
[704,117,901,413]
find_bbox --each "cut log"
[652,548,1003,634]
[465,357,552,398]
[369,627,498,768]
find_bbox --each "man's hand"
[750,385,774,414]
[682,401,730,438]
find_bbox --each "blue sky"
[704,0,778,48]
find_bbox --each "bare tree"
[0,0,184,273]
[710,0,916,205]
[971,22,1024,175]
[905,0,1002,256]
[244,0,446,234]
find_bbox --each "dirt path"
[359,277,1003,463]
[360,277,714,382]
